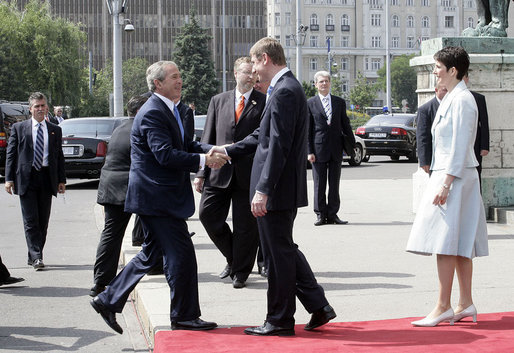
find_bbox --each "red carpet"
[154,312,514,353]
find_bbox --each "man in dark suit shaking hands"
[90,61,229,334]
[308,71,355,226]
[216,38,336,336]
[194,57,265,289]
[5,92,66,270]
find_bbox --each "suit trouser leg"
[326,159,342,219]
[231,184,259,281]
[312,161,328,217]
[0,255,11,282]
[19,169,53,263]
[258,209,328,328]
[93,204,132,286]
[199,185,233,264]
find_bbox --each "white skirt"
[406,168,488,259]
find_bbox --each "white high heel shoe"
[454,304,477,322]
[411,308,455,327]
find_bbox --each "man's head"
[54,106,63,117]
[254,73,271,94]
[435,84,448,101]
[127,95,149,117]
[234,57,256,94]
[146,61,182,101]
[28,92,48,123]
[314,71,331,96]
[249,37,286,82]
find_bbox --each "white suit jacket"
[430,80,479,178]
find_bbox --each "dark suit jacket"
[197,89,265,189]
[416,97,440,167]
[470,91,490,158]
[307,94,355,163]
[176,101,194,142]
[124,94,211,218]
[97,118,133,206]
[5,119,66,196]
[227,71,308,211]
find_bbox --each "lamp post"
[385,0,392,113]
[292,24,308,83]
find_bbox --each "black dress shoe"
[171,318,217,331]
[327,216,348,225]
[233,278,245,289]
[32,259,45,270]
[314,216,327,226]
[90,297,123,334]
[89,284,106,297]
[219,264,231,279]
[259,266,268,278]
[304,304,337,331]
[0,276,25,286]
[244,321,295,336]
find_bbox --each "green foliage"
[330,74,344,99]
[0,0,85,107]
[302,81,316,98]
[349,72,378,113]
[172,8,217,114]
[377,54,418,112]
[346,110,370,131]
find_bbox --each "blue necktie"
[173,105,185,142]
[33,123,44,170]
[266,85,274,97]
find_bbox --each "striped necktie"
[322,96,332,124]
[33,123,44,170]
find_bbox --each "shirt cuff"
[199,154,206,171]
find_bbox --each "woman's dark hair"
[433,46,469,80]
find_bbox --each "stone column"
[410,37,514,214]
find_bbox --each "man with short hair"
[307,71,355,226]
[5,92,66,270]
[194,57,265,289]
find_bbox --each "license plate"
[62,146,75,155]
[369,133,386,138]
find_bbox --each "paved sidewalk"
[118,177,514,347]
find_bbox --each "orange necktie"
[235,96,245,123]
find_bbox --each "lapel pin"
[251,100,256,105]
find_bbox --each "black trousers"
[257,209,328,328]
[19,167,53,263]
[93,204,132,286]
[199,180,259,282]
[312,159,342,219]
[98,215,201,322]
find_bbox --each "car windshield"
[366,115,414,127]
[60,119,116,138]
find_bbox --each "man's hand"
[421,165,430,173]
[194,177,204,193]
[208,144,232,156]
[308,154,316,163]
[205,152,230,170]
[5,181,14,195]
[251,192,268,218]
[58,183,66,194]
[480,149,489,157]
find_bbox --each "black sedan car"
[355,113,417,162]
[60,117,129,178]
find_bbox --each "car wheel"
[390,155,400,161]
[408,144,418,163]
[362,155,370,162]
[348,144,363,166]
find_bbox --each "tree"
[377,54,417,112]
[349,72,378,113]
[172,8,217,114]
[0,1,85,106]
[302,81,316,98]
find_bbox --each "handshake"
[205,145,232,170]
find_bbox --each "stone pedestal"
[410,37,514,214]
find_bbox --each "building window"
[422,16,430,28]
[392,15,399,27]
[371,36,381,48]
[422,0,430,6]
[285,12,291,25]
[310,58,318,71]
[342,80,349,93]
[310,14,318,25]
[371,14,381,26]
[340,36,349,47]
[442,0,451,6]
[285,35,291,47]
[341,14,349,26]
[445,16,454,28]
[391,0,399,5]
[406,0,414,6]
[326,14,334,25]
[275,13,280,26]
[407,15,414,27]
[467,17,474,28]
[341,57,349,71]
[341,0,348,4]
[465,0,473,8]
[407,36,415,48]
[275,35,281,41]
[310,35,319,47]
[371,58,381,70]
[392,36,399,48]
[421,36,430,41]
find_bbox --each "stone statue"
[463,0,511,37]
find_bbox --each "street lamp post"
[385,0,392,113]
[292,24,308,83]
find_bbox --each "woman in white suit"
[406,46,488,327]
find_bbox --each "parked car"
[60,117,129,179]
[355,113,418,162]
[193,114,207,142]
[344,135,366,166]
[0,101,31,176]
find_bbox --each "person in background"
[407,46,488,327]
[53,106,66,124]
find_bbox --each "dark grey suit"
[5,119,66,263]
[470,91,490,179]
[197,89,265,282]
[416,97,440,168]
[307,94,355,220]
